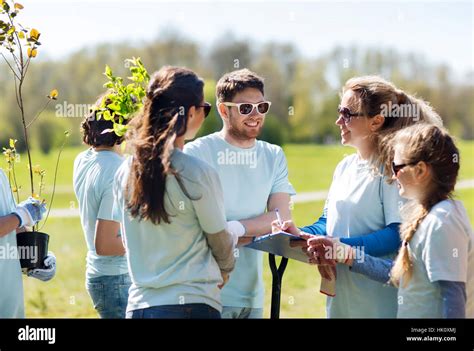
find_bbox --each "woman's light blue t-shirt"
[113,149,228,313]
[326,154,401,318]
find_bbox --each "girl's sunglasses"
[196,102,212,118]
[337,105,364,123]
[222,101,271,115]
[391,161,418,177]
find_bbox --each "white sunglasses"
[221,101,271,115]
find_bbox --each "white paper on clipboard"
[245,231,308,263]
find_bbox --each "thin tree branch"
[39,134,68,231]
[12,70,21,109]
[0,52,20,80]
[23,55,31,78]
[26,99,51,128]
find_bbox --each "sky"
[13,0,474,77]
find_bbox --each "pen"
[275,208,282,226]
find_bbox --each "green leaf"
[104,65,113,79]
[113,123,128,137]
[102,110,112,121]
[97,57,150,137]
[2,2,10,12]
[107,103,120,112]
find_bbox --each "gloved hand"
[226,220,246,246]
[12,197,47,227]
[27,251,56,282]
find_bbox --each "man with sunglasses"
[184,69,295,319]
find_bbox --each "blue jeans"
[86,273,131,319]
[221,306,264,319]
[126,304,221,319]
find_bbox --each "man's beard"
[227,112,264,141]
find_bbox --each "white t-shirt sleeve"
[192,166,227,235]
[0,170,16,211]
[97,178,116,221]
[381,177,403,225]
[422,215,469,283]
[322,157,347,218]
[111,167,124,223]
[271,147,296,196]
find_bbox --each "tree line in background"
[1,30,473,153]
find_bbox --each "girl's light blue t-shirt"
[398,199,474,318]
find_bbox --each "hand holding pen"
[270,208,301,237]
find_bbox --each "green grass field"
[9,141,473,318]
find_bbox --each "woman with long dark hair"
[113,66,235,319]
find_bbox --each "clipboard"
[245,231,309,263]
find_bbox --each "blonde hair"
[389,123,460,287]
[342,76,443,180]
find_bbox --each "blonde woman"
[274,76,442,318]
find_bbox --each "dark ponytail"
[126,66,204,224]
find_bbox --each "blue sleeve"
[299,214,327,235]
[438,280,466,318]
[340,222,401,257]
[350,252,394,284]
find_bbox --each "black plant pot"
[16,231,49,269]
